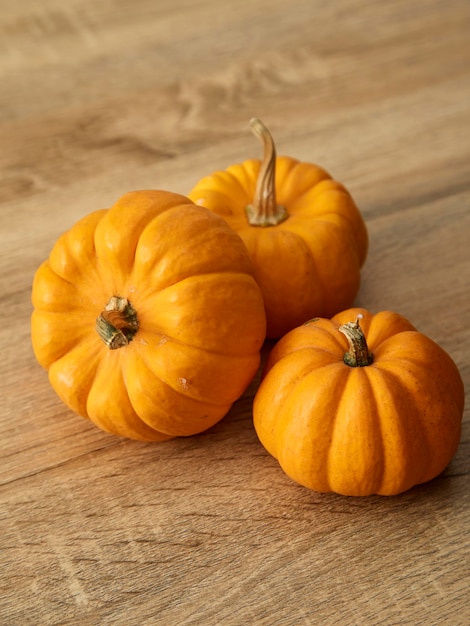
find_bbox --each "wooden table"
[2,1,469,624]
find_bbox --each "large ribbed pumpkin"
[31,190,266,441]
[253,308,464,496]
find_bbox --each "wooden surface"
[1,0,469,624]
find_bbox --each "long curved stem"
[245,118,289,227]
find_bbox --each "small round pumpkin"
[31,190,266,441]
[253,308,464,496]
[188,119,368,338]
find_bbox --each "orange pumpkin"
[31,190,266,441]
[253,308,464,496]
[188,118,368,338]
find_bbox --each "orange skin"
[253,308,464,496]
[189,121,368,338]
[31,190,266,441]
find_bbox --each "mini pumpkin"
[253,308,464,496]
[188,119,368,338]
[31,190,266,441]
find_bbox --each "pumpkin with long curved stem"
[31,190,267,441]
[188,119,368,338]
[253,308,464,496]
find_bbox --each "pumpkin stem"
[96,296,139,349]
[245,118,289,227]
[338,316,374,367]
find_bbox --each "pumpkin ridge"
[275,362,347,486]
[367,366,427,495]
[285,184,344,212]
[139,329,262,360]
[365,315,417,351]
[133,334,260,404]
[137,269,258,299]
[266,357,343,472]
[326,369,383,495]
[222,166,257,202]
[361,367,392,494]
[286,187,368,268]
[285,215,363,270]
[360,368,386,492]
[276,156,336,201]
[32,262,98,313]
[284,221,361,318]
[308,324,350,354]
[135,272,265,357]
[32,310,95,368]
[124,351,231,437]
[194,184,247,213]
[225,159,260,198]
[294,213,362,254]
[48,337,102,419]
[374,362,434,486]
[85,351,168,441]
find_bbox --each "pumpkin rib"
[93,193,196,292]
[290,221,361,318]
[191,167,255,212]
[123,350,232,437]
[135,271,265,356]
[274,157,330,205]
[367,365,430,495]
[365,368,397,495]
[84,350,170,441]
[376,341,463,485]
[32,262,89,313]
[360,322,439,491]
[281,180,366,250]
[278,363,347,492]
[273,155,301,191]
[282,215,364,276]
[326,368,386,496]
[263,319,346,376]
[133,331,260,405]
[31,310,96,369]
[294,206,366,266]
[48,337,103,420]
[132,205,256,293]
[137,328,261,360]
[254,357,337,460]
[289,186,365,235]
[361,366,389,492]
[295,320,349,353]
[373,362,434,487]
[366,314,417,350]
[237,226,326,337]
[48,209,107,286]
[135,269,260,308]
[219,167,255,202]
[279,157,331,199]
[192,184,247,214]
[190,193,249,233]
[286,185,351,218]
[225,160,260,198]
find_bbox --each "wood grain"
[1,0,469,624]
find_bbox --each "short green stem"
[245,118,289,227]
[96,296,139,349]
[338,316,374,367]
